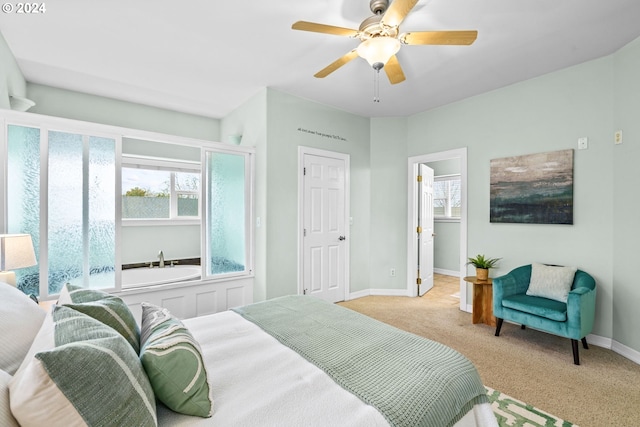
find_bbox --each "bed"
[1,282,498,427]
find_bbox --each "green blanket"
[233,295,488,427]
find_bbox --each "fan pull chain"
[373,68,381,103]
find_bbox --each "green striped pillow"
[60,283,140,353]
[9,306,157,426]
[140,302,213,418]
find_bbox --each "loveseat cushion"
[502,294,567,322]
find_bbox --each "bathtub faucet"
[158,250,165,268]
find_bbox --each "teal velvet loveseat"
[492,263,596,365]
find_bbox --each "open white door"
[300,150,349,303]
[417,164,434,296]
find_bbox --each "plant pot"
[476,268,489,281]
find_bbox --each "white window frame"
[434,174,461,222]
[1,110,255,298]
[122,155,201,226]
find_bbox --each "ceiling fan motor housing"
[369,0,389,15]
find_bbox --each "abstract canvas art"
[490,149,574,224]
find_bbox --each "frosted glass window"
[206,152,246,275]
[47,132,116,293]
[7,125,41,295]
[88,137,116,287]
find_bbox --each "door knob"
[338,236,346,241]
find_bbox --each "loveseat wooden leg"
[572,339,580,365]
[521,325,526,330]
[495,318,503,336]
[581,337,589,349]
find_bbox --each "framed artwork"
[490,149,574,224]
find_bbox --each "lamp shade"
[356,37,401,67]
[0,234,37,271]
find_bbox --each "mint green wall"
[27,84,220,141]
[613,37,640,352]
[265,89,371,298]
[220,89,268,301]
[370,117,408,291]
[433,222,460,272]
[406,57,615,338]
[0,32,27,109]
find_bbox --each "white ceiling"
[2,0,640,119]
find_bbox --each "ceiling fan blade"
[314,49,359,78]
[381,0,419,28]
[384,55,406,84]
[292,21,359,37]
[402,30,478,45]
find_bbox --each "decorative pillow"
[0,369,19,427]
[9,306,156,427]
[526,263,577,303]
[0,282,46,374]
[140,302,213,418]
[58,283,140,353]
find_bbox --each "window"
[122,165,200,220]
[6,125,117,296]
[434,175,461,220]
[3,115,254,297]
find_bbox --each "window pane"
[175,172,199,192]
[176,172,199,217]
[177,194,199,216]
[7,125,41,295]
[434,177,461,219]
[48,131,84,294]
[122,168,170,218]
[88,136,116,287]
[206,152,245,275]
[48,132,116,293]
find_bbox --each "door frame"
[297,146,351,301]
[406,148,468,312]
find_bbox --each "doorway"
[407,148,468,312]
[298,147,350,303]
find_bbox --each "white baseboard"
[348,289,371,300]
[347,288,410,300]
[612,340,640,365]
[434,268,460,277]
[586,333,612,350]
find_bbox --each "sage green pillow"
[9,306,156,426]
[140,302,213,418]
[60,283,140,353]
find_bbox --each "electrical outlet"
[615,130,623,145]
[390,268,396,277]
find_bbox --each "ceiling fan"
[292,0,478,85]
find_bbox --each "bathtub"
[122,265,201,288]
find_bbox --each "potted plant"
[467,254,501,281]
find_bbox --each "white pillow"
[0,369,19,427]
[0,283,46,374]
[526,263,577,303]
[9,306,156,427]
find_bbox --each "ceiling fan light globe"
[356,37,400,67]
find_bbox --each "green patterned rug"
[486,387,577,427]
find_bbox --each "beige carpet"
[338,275,640,427]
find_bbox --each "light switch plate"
[578,137,588,150]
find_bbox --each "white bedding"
[159,311,498,427]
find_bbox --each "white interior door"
[418,164,434,296]
[302,152,347,303]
